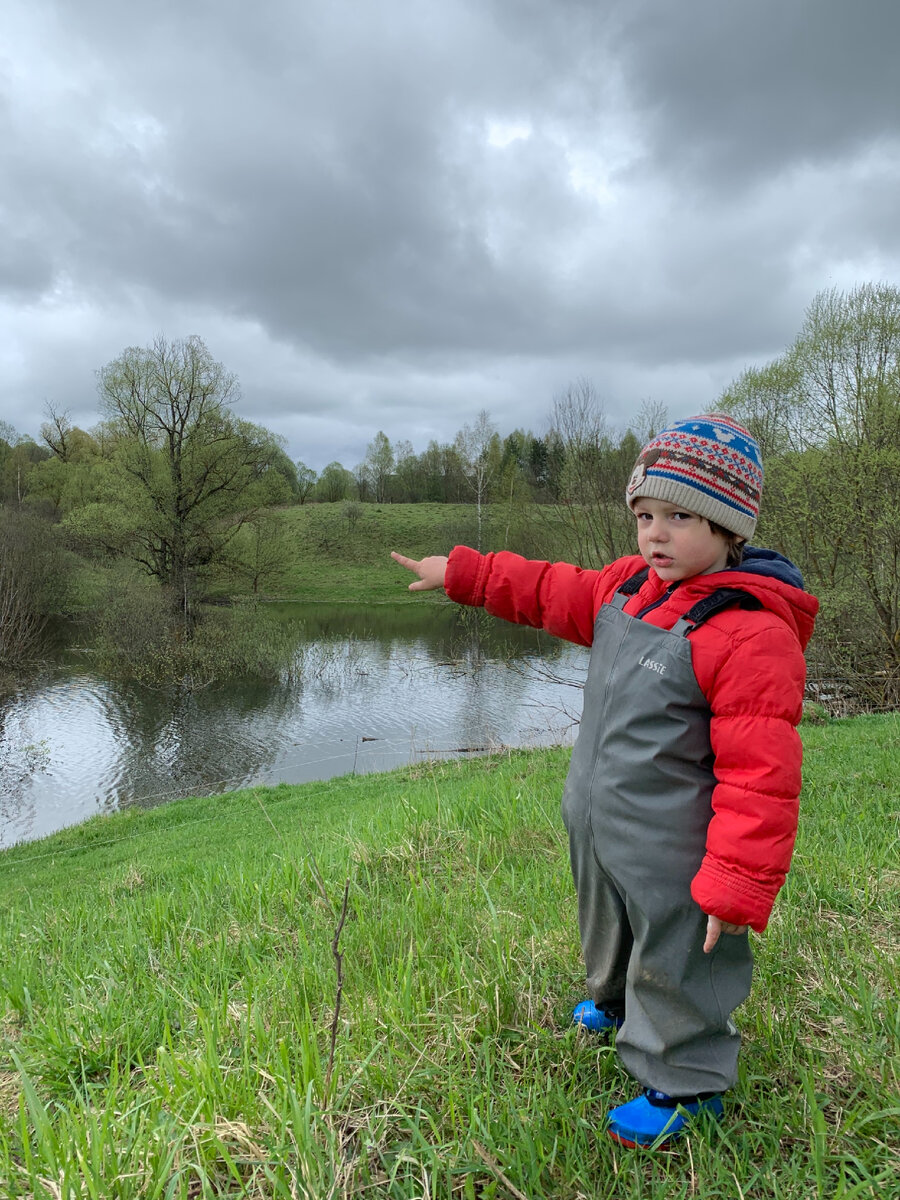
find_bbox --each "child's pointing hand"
[391,551,449,592]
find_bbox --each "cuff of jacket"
[445,545,490,607]
[690,854,784,933]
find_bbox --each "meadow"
[0,714,897,1198]
[248,501,541,605]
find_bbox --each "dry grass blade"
[471,1140,530,1200]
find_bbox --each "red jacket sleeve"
[690,620,807,932]
[445,546,644,647]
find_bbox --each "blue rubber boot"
[606,1089,724,1148]
[572,999,624,1033]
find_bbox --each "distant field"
[66,501,589,610]
[276,502,511,603]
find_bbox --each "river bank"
[0,714,897,1197]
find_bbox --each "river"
[0,603,588,847]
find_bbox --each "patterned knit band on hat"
[625,414,763,541]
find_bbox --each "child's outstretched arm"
[396,544,645,643]
[391,551,449,592]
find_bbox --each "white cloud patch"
[486,119,533,149]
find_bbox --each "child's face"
[633,498,730,581]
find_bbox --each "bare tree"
[455,410,498,549]
[630,399,669,447]
[41,407,74,461]
[546,379,634,566]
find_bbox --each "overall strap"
[670,588,762,637]
[609,565,651,611]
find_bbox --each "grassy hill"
[275,502,498,603]
[0,714,897,1197]
[222,499,569,605]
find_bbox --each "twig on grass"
[324,877,351,1101]
[472,1140,530,1200]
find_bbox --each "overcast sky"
[2,0,899,470]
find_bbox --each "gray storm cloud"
[1,0,898,466]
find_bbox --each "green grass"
[0,716,897,1198]
[63,503,496,613]
[275,501,486,604]
[263,501,545,604]
[62,500,575,611]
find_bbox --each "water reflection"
[0,604,587,847]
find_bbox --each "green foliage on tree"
[0,436,51,508]
[721,282,900,708]
[295,461,317,504]
[76,335,291,618]
[218,510,297,596]
[314,461,353,503]
[362,431,395,503]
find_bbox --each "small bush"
[92,577,301,690]
[0,507,74,666]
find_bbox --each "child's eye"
[671,512,694,521]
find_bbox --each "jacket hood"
[731,546,805,589]
[671,548,818,651]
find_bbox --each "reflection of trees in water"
[439,607,569,667]
[97,676,299,813]
[0,682,52,845]
[2,605,592,844]
[92,612,581,809]
[452,647,586,749]
[293,639,378,700]
[269,602,569,667]
[507,653,587,738]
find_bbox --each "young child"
[392,414,818,1148]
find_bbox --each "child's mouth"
[652,554,674,567]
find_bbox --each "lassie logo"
[639,655,666,676]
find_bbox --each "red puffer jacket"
[445,545,819,932]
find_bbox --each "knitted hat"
[625,414,763,541]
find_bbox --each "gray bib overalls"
[561,573,754,1095]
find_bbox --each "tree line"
[1,284,899,708]
[0,337,655,670]
[718,282,900,711]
